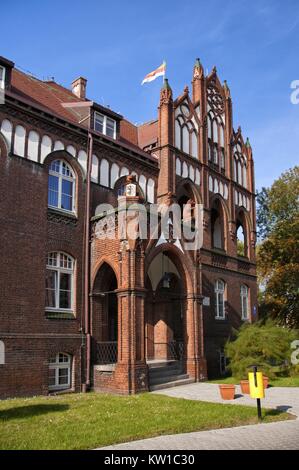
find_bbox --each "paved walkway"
[99,384,299,450]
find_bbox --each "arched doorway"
[92,262,118,365]
[145,251,185,367]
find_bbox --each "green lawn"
[208,376,299,387]
[0,392,292,450]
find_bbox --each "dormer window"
[94,112,116,139]
[0,66,5,89]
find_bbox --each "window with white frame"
[215,279,225,319]
[94,112,116,139]
[241,284,249,320]
[0,66,5,89]
[49,353,72,391]
[48,160,75,213]
[46,252,74,312]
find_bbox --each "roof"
[137,120,158,149]
[11,69,91,125]
[7,63,158,159]
[10,68,122,127]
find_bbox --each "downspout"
[83,130,93,391]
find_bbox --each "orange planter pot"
[240,380,250,394]
[263,376,269,389]
[219,384,235,400]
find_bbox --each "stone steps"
[148,360,193,391]
[150,377,194,391]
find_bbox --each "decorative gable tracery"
[233,134,248,189]
[207,78,225,171]
[174,99,199,158]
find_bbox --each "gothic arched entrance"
[145,250,186,372]
[91,262,118,365]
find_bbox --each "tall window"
[241,285,249,320]
[46,252,74,312]
[174,101,198,158]
[211,202,224,250]
[0,66,5,89]
[48,160,75,213]
[233,142,247,188]
[215,279,225,319]
[94,112,116,139]
[49,353,72,391]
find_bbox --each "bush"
[225,321,298,380]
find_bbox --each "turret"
[157,79,175,199]
[192,58,204,103]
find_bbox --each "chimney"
[71,76,87,99]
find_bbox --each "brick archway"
[91,262,118,366]
[145,252,185,367]
[144,244,207,381]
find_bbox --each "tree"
[256,166,299,327]
[225,321,297,379]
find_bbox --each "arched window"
[45,252,75,312]
[240,285,249,320]
[233,142,247,188]
[48,160,75,213]
[237,225,245,256]
[174,101,198,157]
[211,200,225,250]
[236,211,248,257]
[215,279,225,319]
[49,353,72,391]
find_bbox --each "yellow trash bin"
[248,371,265,399]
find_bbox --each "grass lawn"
[208,376,299,387]
[0,392,292,450]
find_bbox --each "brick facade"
[0,56,257,397]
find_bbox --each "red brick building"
[0,56,257,398]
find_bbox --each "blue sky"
[1,0,299,189]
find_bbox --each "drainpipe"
[84,130,93,390]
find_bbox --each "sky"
[1,0,299,190]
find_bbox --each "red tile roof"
[11,69,90,125]
[138,120,158,149]
[119,119,139,146]
[9,67,159,160]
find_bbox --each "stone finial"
[193,57,204,79]
[160,78,173,104]
[223,80,231,99]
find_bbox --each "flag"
[141,61,166,85]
